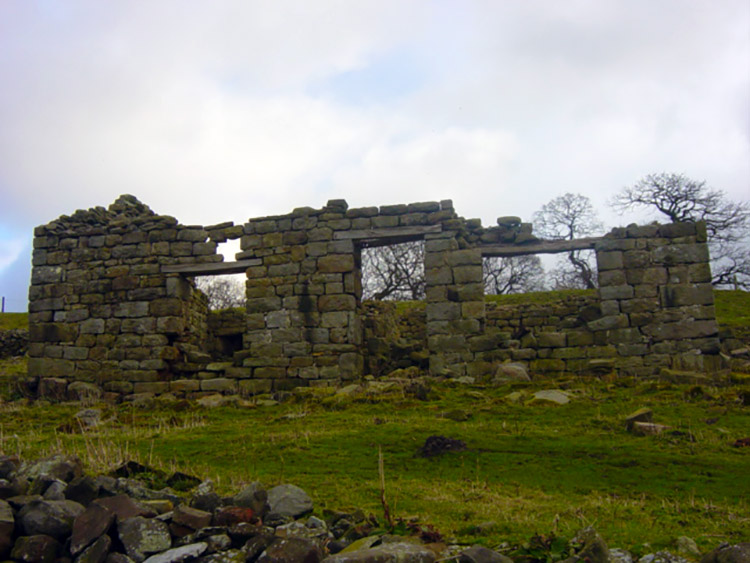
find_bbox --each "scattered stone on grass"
[0,499,13,558]
[142,541,207,563]
[700,542,750,563]
[268,484,314,518]
[458,544,513,563]
[625,408,653,430]
[529,389,570,405]
[0,455,742,563]
[18,498,85,540]
[675,536,700,558]
[419,436,467,457]
[10,534,60,563]
[493,362,531,383]
[630,422,671,436]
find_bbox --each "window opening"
[361,240,425,301]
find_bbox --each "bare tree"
[612,173,750,289]
[195,276,245,310]
[483,255,546,294]
[533,193,604,289]
[361,241,425,301]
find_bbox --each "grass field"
[0,291,748,554]
[0,312,27,331]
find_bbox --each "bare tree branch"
[612,173,749,242]
[195,276,246,310]
[362,241,425,301]
[612,173,750,288]
[483,255,546,294]
[533,193,604,289]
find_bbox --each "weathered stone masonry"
[28,195,722,400]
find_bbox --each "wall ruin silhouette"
[28,195,722,400]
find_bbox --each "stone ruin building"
[27,195,723,401]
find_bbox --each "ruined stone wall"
[593,221,720,374]
[27,196,239,399]
[28,195,722,401]
[362,221,722,380]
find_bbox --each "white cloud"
[331,127,520,222]
[0,238,25,271]
[0,0,747,259]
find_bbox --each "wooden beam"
[161,259,262,275]
[480,237,602,257]
[335,225,442,247]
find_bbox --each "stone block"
[318,254,354,273]
[425,267,453,286]
[587,314,629,331]
[651,243,709,265]
[644,320,718,341]
[426,302,461,321]
[550,347,586,359]
[687,262,712,283]
[625,266,668,285]
[133,382,169,394]
[201,378,237,393]
[633,283,658,298]
[617,343,649,356]
[318,294,356,312]
[461,301,485,320]
[659,284,714,307]
[268,262,300,277]
[428,334,467,351]
[453,265,483,284]
[247,297,281,313]
[63,347,89,360]
[445,249,481,267]
[156,316,185,334]
[629,312,653,326]
[38,376,70,399]
[599,285,634,300]
[346,206,378,218]
[254,367,287,379]
[537,332,566,348]
[425,238,457,253]
[114,302,149,318]
[171,380,200,392]
[530,359,566,373]
[596,251,623,271]
[598,270,626,286]
[567,331,594,346]
[79,318,105,335]
[659,221,696,238]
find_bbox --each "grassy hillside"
[0,378,748,552]
[0,312,27,331]
[714,290,750,341]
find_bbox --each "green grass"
[714,290,750,340]
[485,289,595,306]
[0,377,747,553]
[0,312,27,331]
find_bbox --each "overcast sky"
[1,1,748,311]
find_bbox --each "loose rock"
[268,484,314,518]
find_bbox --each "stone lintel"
[161,259,262,275]
[334,225,442,247]
[480,237,602,257]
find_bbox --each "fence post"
[1,296,4,313]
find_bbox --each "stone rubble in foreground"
[0,454,747,563]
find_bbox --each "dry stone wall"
[28,195,723,401]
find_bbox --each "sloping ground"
[0,377,748,552]
[714,290,750,344]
